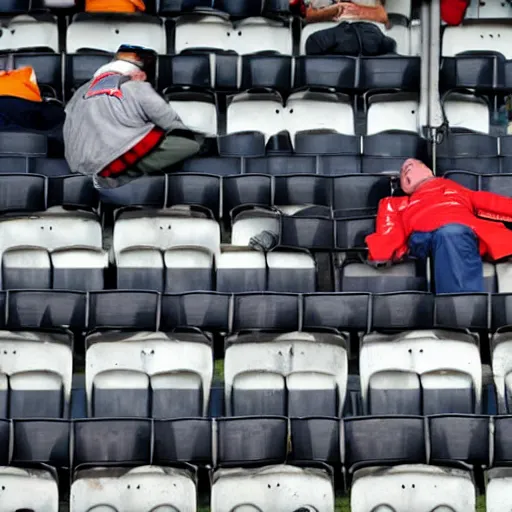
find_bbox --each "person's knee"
[433,223,476,243]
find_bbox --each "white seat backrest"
[231,214,280,246]
[0,467,59,511]
[67,17,166,54]
[443,97,490,134]
[0,332,73,400]
[113,214,221,257]
[227,94,286,142]
[443,24,512,58]
[169,100,218,136]
[212,465,335,512]
[175,15,231,53]
[85,332,213,417]
[0,15,59,53]
[351,465,476,512]
[367,98,419,134]
[385,0,412,18]
[233,17,292,55]
[465,2,512,19]
[0,215,103,254]
[164,247,213,269]
[71,466,196,512]
[497,261,512,293]
[266,251,315,270]
[285,91,355,137]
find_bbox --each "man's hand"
[334,2,361,20]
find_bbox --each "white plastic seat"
[71,466,196,512]
[0,330,72,418]
[113,210,221,259]
[216,249,266,292]
[0,210,103,255]
[0,14,59,52]
[497,260,512,292]
[385,0,412,18]
[351,464,476,512]
[231,210,280,247]
[443,23,512,58]
[367,96,419,134]
[266,250,316,293]
[86,330,213,418]
[51,247,107,291]
[211,465,335,512]
[285,90,355,138]
[66,14,166,54]
[443,93,490,134]
[360,330,482,414]
[490,332,512,413]
[0,466,59,511]
[174,14,232,53]
[465,2,512,19]
[487,467,512,512]
[116,247,164,291]
[231,17,292,55]
[227,91,286,143]
[225,331,348,416]
[2,246,51,289]
[168,98,218,136]
[174,15,292,55]
[164,246,214,292]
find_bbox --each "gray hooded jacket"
[64,78,187,177]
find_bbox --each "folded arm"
[335,1,389,24]
[366,196,408,261]
[304,3,343,22]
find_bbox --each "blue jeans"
[408,223,483,294]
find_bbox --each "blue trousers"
[408,223,484,294]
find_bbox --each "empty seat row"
[3,414,512,511]
[0,288,503,336]
[0,289,504,422]
[437,131,512,174]
[62,51,420,99]
[111,173,394,216]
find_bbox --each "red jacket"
[366,178,512,262]
[441,0,469,25]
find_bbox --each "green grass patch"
[213,359,224,384]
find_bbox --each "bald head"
[400,158,434,195]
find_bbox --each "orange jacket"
[0,67,42,102]
[366,177,512,262]
[85,0,145,12]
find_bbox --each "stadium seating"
[85,290,213,418]
[4,0,512,510]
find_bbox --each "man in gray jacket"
[64,45,202,205]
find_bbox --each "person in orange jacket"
[85,0,145,13]
[366,159,512,293]
[0,66,64,131]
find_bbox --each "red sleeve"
[441,0,469,25]
[365,196,408,262]
[469,190,512,223]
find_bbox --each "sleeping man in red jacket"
[366,158,512,293]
